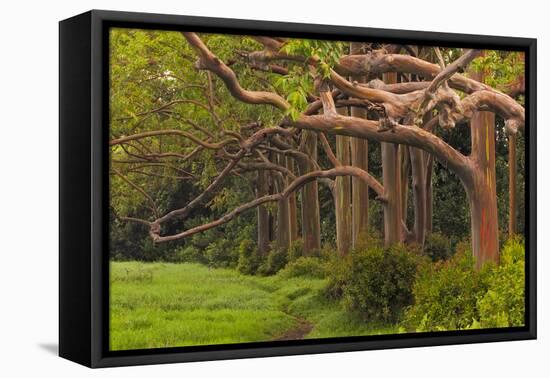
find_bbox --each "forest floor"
[109,261,401,351]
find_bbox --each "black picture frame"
[59,9,537,368]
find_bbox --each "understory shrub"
[405,237,525,332]
[476,237,525,328]
[404,249,490,331]
[288,238,305,262]
[204,238,239,268]
[324,250,350,300]
[333,243,421,323]
[279,257,326,279]
[424,232,453,262]
[172,245,205,264]
[237,239,260,275]
[258,246,288,275]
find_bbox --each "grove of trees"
[109,28,525,273]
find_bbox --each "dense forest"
[108,28,526,350]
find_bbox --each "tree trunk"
[467,168,499,268]
[275,155,291,251]
[298,130,321,254]
[256,170,270,255]
[350,42,369,249]
[381,72,403,245]
[508,133,517,236]
[335,111,352,255]
[400,145,410,229]
[286,156,299,242]
[425,155,434,236]
[351,135,369,248]
[409,146,427,246]
[469,61,499,268]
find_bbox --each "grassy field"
[110,261,401,351]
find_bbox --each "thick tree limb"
[336,50,489,94]
[292,113,473,183]
[418,49,481,115]
[183,32,290,110]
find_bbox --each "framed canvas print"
[59,10,537,368]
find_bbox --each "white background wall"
[0,0,547,376]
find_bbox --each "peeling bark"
[468,64,499,267]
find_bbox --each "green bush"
[288,238,305,262]
[204,239,239,268]
[237,239,260,275]
[424,232,453,262]
[323,249,350,300]
[258,247,288,276]
[405,238,525,332]
[404,249,491,332]
[171,245,205,263]
[279,257,326,279]
[340,243,420,323]
[476,237,525,328]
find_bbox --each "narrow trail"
[274,316,314,341]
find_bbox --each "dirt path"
[274,316,314,341]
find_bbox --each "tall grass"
[110,261,397,350]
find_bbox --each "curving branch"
[182,32,290,110]
[418,49,482,115]
[110,129,238,150]
[111,168,160,219]
[149,126,294,227]
[151,166,386,242]
[336,50,489,94]
[293,113,473,183]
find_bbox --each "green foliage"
[173,245,206,264]
[204,239,239,268]
[331,243,420,323]
[323,249,349,300]
[471,51,524,89]
[274,39,344,120]
[424,232,453,262]
[280,39,344,77]
[258,246,288,276]
[279,257,326,279]
[405,249,490,331]
[476,237,525,328]
[288,238,305,261]
[405,238,525,332]
[237,239,260,275]
[274,65,313,120]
